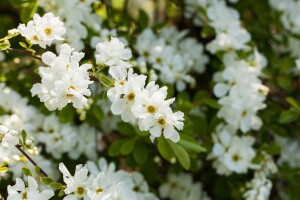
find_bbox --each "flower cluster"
[18,12,66,48]
[0,84,103,179]
[214,52,269,132]
[185,0,251,53]
[159,172,210,200]
[0,125,19,164]
[95,37,185,142]
[40,0,102,50]
[31,43,93,110]
[207,124,256,175]
[135,27,208,91]
[7,176,54,200]
[59,158,158,200]
[243,172,273,200]
[243,154,277,200]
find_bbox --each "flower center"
[133,185,140,192]
[96,187,103,194]
[232,154,241,162]
[126,92,135,101]
[21,191,27,199]
[44,27,52,35]
[158,118,166,126]
[147,105,156,114]
[32,35,39,41]
[76,186,86,197]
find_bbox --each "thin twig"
[7,48,42,61]
[15,144,48,177]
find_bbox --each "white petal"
[111,99,126,115]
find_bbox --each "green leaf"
[108,140,125,157]
[117,122,136,136]
[22,167,32,177]
[287,97,300,111]
[279,109,299,124]
[50,182,63,190]
[20,0,39,23]
[22,130,27,144]
[59,105,75,123]
[261,142,281,156]
[34,166,40,175]
[133,142,149,164]
[40,177,54,185]
[99,74,112,87]
[0,40,10,51]
[120,138,137,155]
[92,105,104,121]
[157,137,174,161]
[19,42,27,49]
[138,9,149,29]
[178,139,206,153]
[168,141,191,170]
[203,98,220,109]
[58,188,65,197]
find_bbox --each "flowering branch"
[15,144,48,177]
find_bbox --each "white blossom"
[31,43,93,110]
[18,12,66,48]
[7,176,54,200]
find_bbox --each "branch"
[7,48,42,61]
[15,144,48,177]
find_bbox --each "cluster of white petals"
[159,172,210,200]
[59,158,158,200]
[40,0,102,50]
[0,84,103,178]
[135,28,208,91]
[243,154,277,200]
[214,52,269,132]
[243,172,273,200]
[17,12,66,48]
[31,43,93,110]
[96,37,184,142]
[7,176,54,200]
[207,124,256,175]
[0,125,19,164]
[185,0,251,53]
[0,125,18,148]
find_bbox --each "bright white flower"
[207,124,256,175]
[31,43,93,110]
[7,176,54,200]
[18,12,66,48]
[110,69,147,123]
[148,108,184,143]
[95,37,132,71]
[0,125,19,148]
[59,163,92,200]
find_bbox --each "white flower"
[31,43,93,110]
[95,37,132,70]
[18,12,66,48]
[59,163,92,200]
[0,125,19,148]
[148,107,184,143]
[7,176,54,200]
[243,172,272,200]
[208,124,256,175]
[110,69,147,123]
